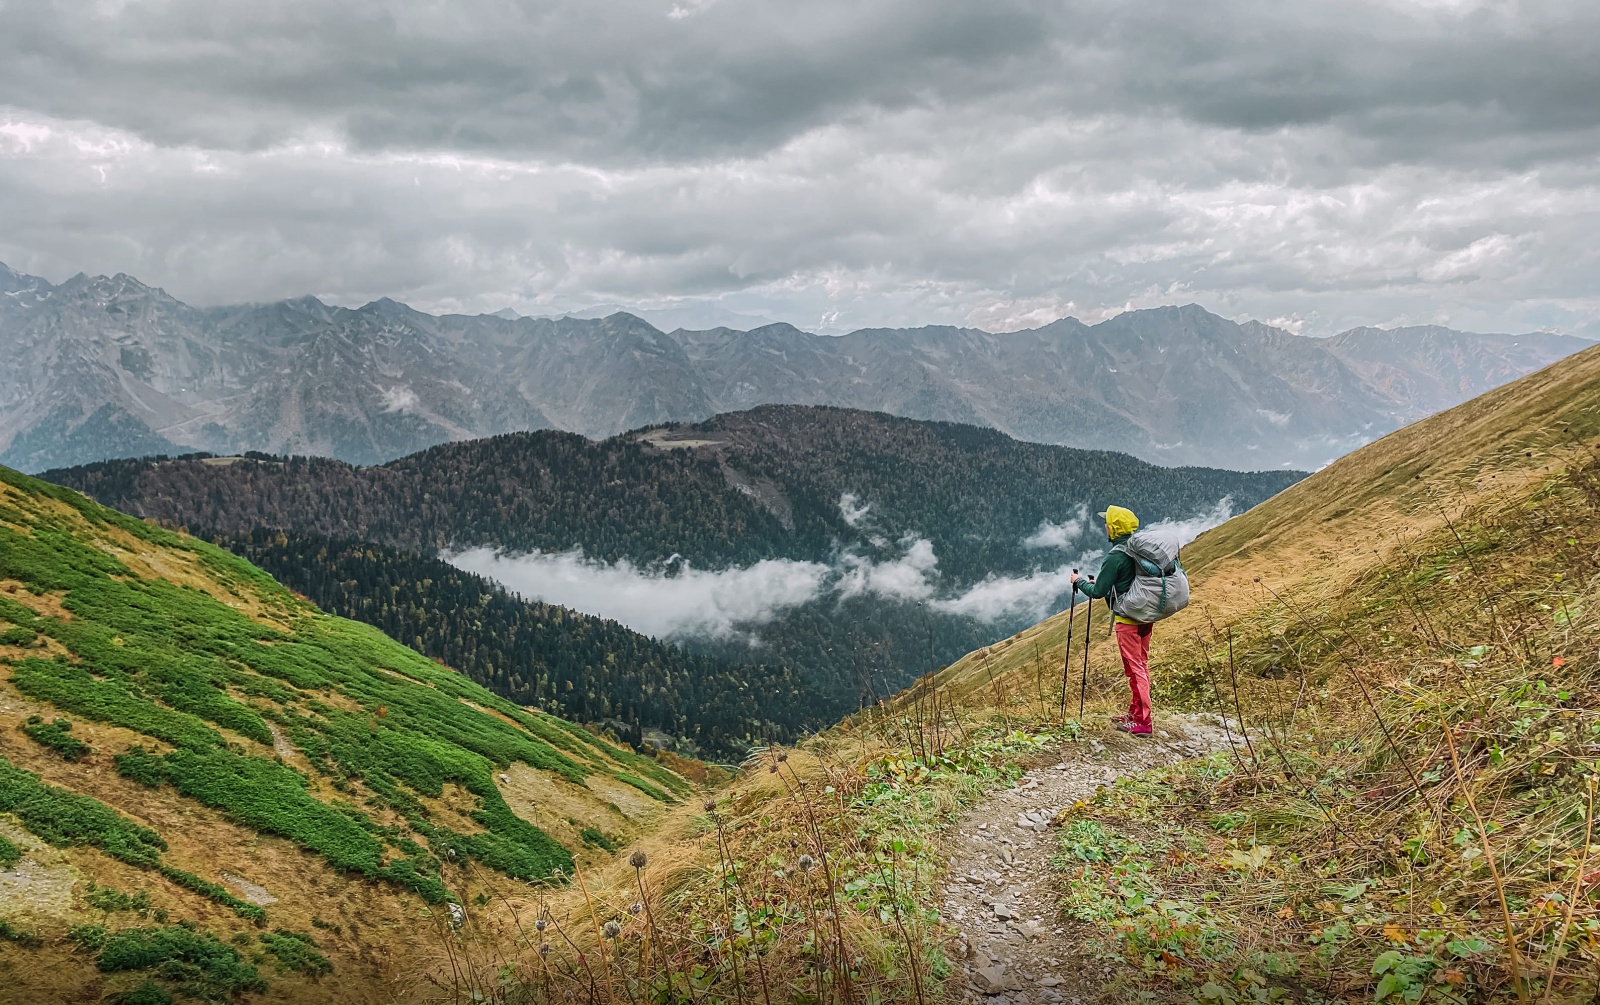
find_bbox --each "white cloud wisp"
[447,547,832,640]
[447,499,1241,639]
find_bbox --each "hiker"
[1068,505,1181,736]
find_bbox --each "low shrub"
[21,715,91,761]
[0,919,41,947]
[579,826,618,852]
[256,929,332,976]
[85,882,152,917]
[94,925,267,997]
[157,867,266,925]
[113,981,173,1005]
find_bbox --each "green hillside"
[0,466,688,1003]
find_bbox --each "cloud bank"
[1022,506,1089,551]
[448,548,832,640]
[448,499,1239,639]
[2,0,1599,335]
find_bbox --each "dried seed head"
[776,751,788,762]
[538,942,551,957]
[629,850,648,869]
[797,853,816,873]
[628,902,643,916]
[703,799,717,813]
[768,764,778,773]
[534,918,548,932]
[602,921,622,940]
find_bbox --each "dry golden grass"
[933,339,1600,723]
[430,716,1057,1004]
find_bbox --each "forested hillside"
[47,406,1303,577]
[225,530,824,755]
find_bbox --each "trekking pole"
[1079,584,1094,721]
[1058,575,1078,721]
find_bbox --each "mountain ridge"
[0,260,1588,472]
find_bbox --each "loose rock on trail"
[941,715,1232,1004]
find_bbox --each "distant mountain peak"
[0,262,1590,472]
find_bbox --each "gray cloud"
[1,0,1598,334]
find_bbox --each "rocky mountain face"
[0,261,1587,471]
[0,270,547,470]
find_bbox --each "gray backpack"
[1109,530,1190,623]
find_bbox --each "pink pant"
[1115,622,1153,733]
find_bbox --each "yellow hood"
[1101,505,1139,540]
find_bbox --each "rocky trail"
[942,715,1233,1004]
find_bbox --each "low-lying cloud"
[1141,498,1236,548]
[838,492,872,528]
[448,548,832,640]
[448,498,1240,640]
[1022,505,1089,550]
[837,536,938,603]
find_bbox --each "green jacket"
[1076,535,1137,615]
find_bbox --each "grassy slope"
[0,466,689,1003]
[358,343,1600,1005]
[906,340,1600,1001]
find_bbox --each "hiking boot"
[1114,721,1152,736]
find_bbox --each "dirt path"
[941,715,1233,1004]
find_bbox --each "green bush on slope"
[20,715,91,760]
[93,925,267,997]
[255,929,333,976]
[0,754,265,922]
[0,756,166,867]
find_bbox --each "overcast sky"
[2,0,1597,335]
